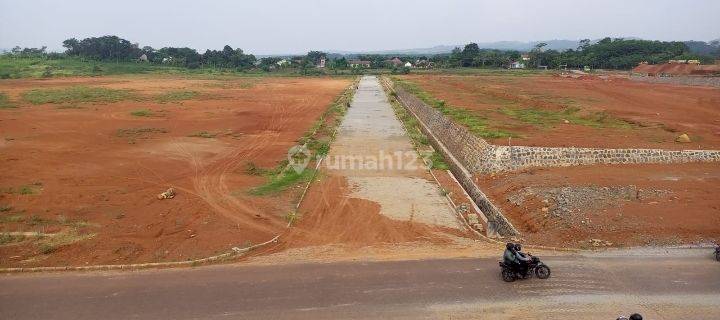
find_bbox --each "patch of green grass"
[0,234,26,245]
[0,205,12,212]
[18,185,35,195]
[0,92,16,109]
[130,109,154,117]
[249,168,316,196]
[116,127,168,137]
[244,162,268,176]
[245,160,287,177]
[392,78,515,139]
[499,106,633,129]
[428,152,450,170]
[156,90,199,103]
[411,68,548,77]
[0,214,24,223]
[22,86,135,105]
[2,183,41,195]
[55,104,85,109]
[188,130,216,138]
[388,93,429,146]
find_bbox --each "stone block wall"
[481,146,720,173]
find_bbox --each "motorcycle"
[715,246,720,262]
[499,254,551,282]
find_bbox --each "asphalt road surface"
[2,249,719,319]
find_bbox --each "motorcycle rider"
[514,243,532,276]
[503,242,519,270]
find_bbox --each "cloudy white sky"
[1,0,718,54]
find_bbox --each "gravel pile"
[508,185,671,217]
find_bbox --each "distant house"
[404,62,412,68]
[521,54,530,61]
[317,57,326,68]
[276,59,291,67]
[386,57,404,67]
[508,61,525,69]
[137,54,148,62]
[414,59,432,68]
[348,60,371,68]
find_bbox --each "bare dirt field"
[0,75,351,267]
[400,74,720,150]
[478,162,720,247]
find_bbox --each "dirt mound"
[633,63,720,76]
[270,175,461,251]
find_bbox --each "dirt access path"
[266,76,468,251]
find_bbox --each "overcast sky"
[1,0,718,54]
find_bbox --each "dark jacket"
[503,249,518,265]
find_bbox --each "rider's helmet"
[514,244,522,252]
[629,314,642,320]
[506,243,514,250]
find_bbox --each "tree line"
[60,35,257,69]
[4,35,719,72]
[439,37,718,69]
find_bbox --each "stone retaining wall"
[482,146,720,173]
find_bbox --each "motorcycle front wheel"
[501,269,516,282]
[715,251,720,262]
[535,265,551,279]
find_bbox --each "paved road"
[2,250,719,319]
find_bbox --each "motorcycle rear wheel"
[501,269,516,282]
[535,265,551,279]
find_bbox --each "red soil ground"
[401,74,720,150]
[0,75,351,267]
[477,162,720,247]
[250,173,468,258]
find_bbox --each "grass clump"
[22,86,135,104]
[0,234,26,245]
[130,109,154,117]
[2,183,42,195]
[188,130,217,138]
[244,162,277,176]
[116,127,168,137]
[249,168,315,196]
[499,106,633,129]
[428,152,450,170]
[156,90,198,103]
[36,224,96,254]
[392,78,515,139]
[0,92,16,109]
